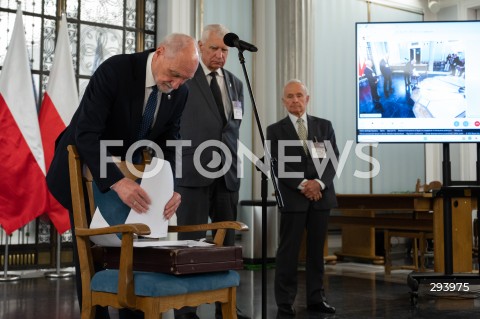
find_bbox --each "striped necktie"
[297,118,308,154]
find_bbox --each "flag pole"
[0,230,20,282]
[44,231,73,278]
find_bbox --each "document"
[90,157,190,247]
[124,157,172,238]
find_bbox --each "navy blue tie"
[137,85,158,139]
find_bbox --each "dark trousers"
[175,177,239,317]
[176,177,239,246]
[274,207,330,306]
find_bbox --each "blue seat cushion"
[91,269,240,297]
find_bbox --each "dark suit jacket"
[176,66,243,191]
[267,115,339,212]
[46,50,189,210]
[364,66,378,87]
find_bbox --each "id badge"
[232,101,243,120]
[311,141,326,159]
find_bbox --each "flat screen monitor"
[356,20,480,143]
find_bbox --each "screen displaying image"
[356,21,480,143]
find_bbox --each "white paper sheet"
[90,157,183,246]
[124,157,172,238]
[89,190,213,247]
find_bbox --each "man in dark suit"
[173,24,248,319]
[267,79,338,317]
[46,33,199,319]
[364,60,380,102]
[380,54,393,97]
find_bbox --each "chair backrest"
[67,145,151,309]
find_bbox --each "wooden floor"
[1,255,480,319]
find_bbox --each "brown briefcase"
[100,245,244,275]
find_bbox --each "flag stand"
[44,232,73,278]
[0,231,20,282]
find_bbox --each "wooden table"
[329,193,474,272]
[330,193,433,264]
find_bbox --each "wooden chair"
[67,145,248,319]
[384,230,433,275]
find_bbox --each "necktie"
[210,71,227,125]
[297,118,308,154]
[137,85,158,139]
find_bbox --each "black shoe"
[277,304,296,316]
[175,313,200,319]
[307,301,336,314]
[215,305,250,319]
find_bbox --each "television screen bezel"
[355,20,480,144]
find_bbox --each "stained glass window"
[0,0,156,107]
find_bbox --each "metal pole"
[0,231,20,282]
[45,232,73,278]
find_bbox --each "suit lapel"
[193,66,224,125]
[307,116,325,141]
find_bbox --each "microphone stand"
[234,49,284,319]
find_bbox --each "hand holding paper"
[91,157,174,245]
[124,157,173,238]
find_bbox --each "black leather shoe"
[307,301,336,314]
[174,313,200,319]
[277,304,296,316]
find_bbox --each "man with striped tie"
[267,79,339,317]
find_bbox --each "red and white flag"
[0,7,48,234]
[39,14,79,234]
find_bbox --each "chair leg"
[81,306,95,319]
[419,232,426,272]
[222,302,237,319]
[143,310,161,319]
[384,230,391,275]
[222,287,238,319]
[412,236,419,271]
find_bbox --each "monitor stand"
[407,144,480,305]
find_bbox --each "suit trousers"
[176,177,239,246]
[274,206,330,306]
[174,177,239,317]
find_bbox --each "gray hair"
[160,33,199,59]
[201,24,230,43]
[284,79,309,95]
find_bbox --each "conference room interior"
[1,235,479,319]
[358,57,467,119]
[2,1,480,319]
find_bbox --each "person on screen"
[404,58,414,87]
[364,60,380,103]
[380,54,393,98]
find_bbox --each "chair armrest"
[168,221,249,233]
[75,223,151,237]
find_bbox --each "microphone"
[223,33,258,52]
